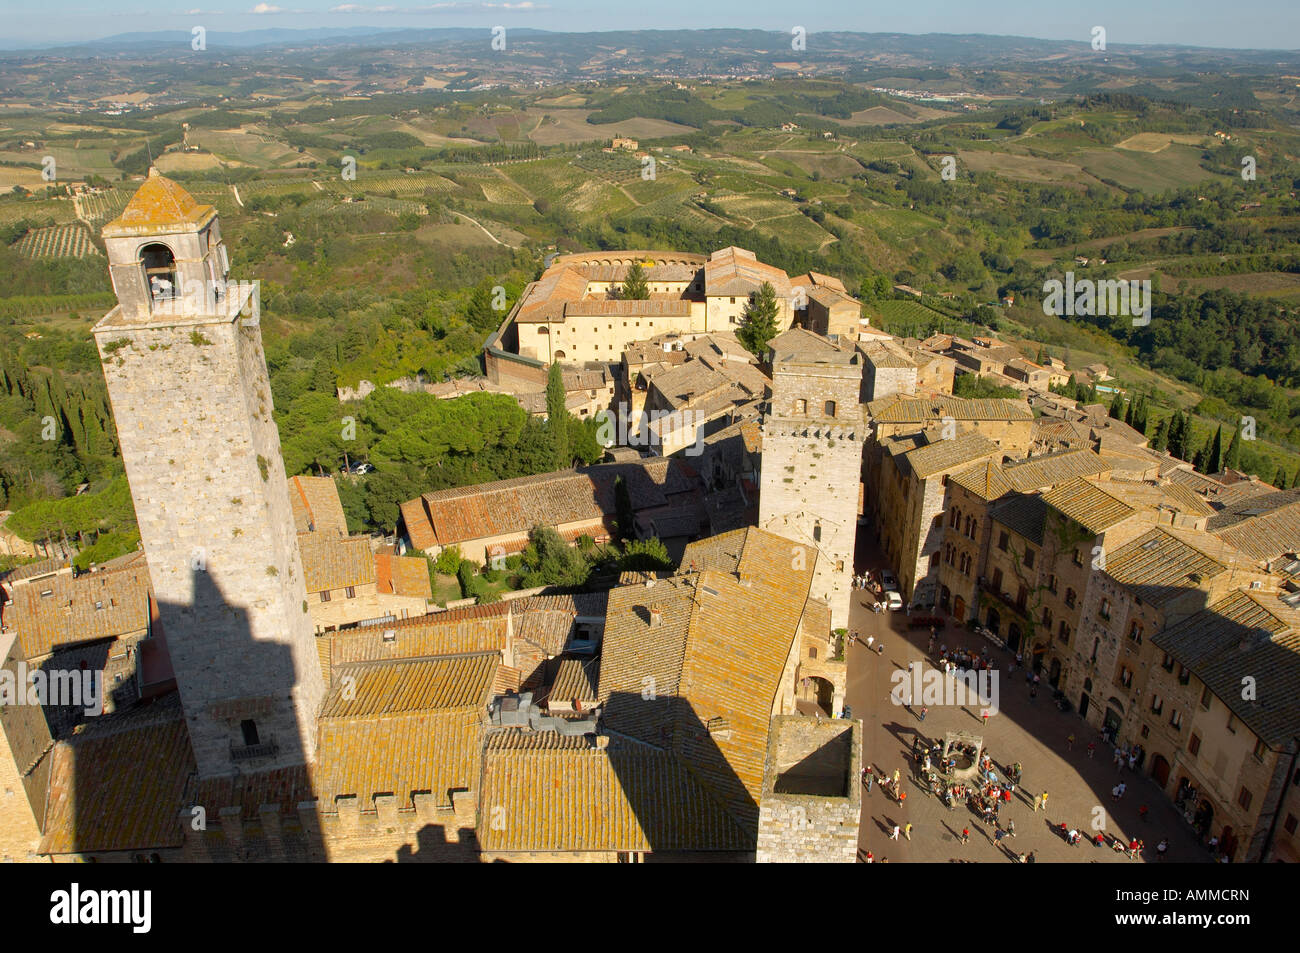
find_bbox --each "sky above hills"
[0,0,1295,50]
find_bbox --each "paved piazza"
[848,536,1211,864]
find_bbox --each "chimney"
[649,605,662,627]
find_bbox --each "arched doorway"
[1048,657,1062,687]
[798,675,835,716]
[1103,699,1123,742]
[939,585,951,611]
[1007,622,1022,653]
[986,607,1001,636]
[953,595,966,621]
[1151,754,1170,788]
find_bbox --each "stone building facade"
[93,172,325,777]
[759,338,865,630]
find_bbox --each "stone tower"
[93,170,324,778]
[759,333,864,630]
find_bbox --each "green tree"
[1108,393,1124,420]
[1222,427,1243,471]
[1150,417,1169,453]
[1206,425,1223,475]
[619,262,650,300]
[613,474,635,538]
[737,281,781,357]
[546,362,570,469]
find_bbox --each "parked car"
[348,462,374,475]
[880,570,899,592]
[885,591,903,611]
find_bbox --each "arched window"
[537,325,549,334]
[140,243,177,302]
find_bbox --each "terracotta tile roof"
[289,475,348,536]
[1153,590,1300,747]
[103,169,215,234]
[325,603,510,667]
[991,493,1048,546]
[904,431,1000,479]
[704,246,792,298]
[1215,498,1300,562]
[950,461,1015,501]
[375,553,433,600]
[515,267,591,324]
[1002,449,1112,492]
[5,565,152,660]
[189,766,314,820]
[297,534,375,593]
[39,696,193,855]
[1156,480,1217,518]
[1042,478,1136,534]
[401,459,700,550]
[1104,528,1231,607]
[599,527,814,828]
[867,395,1033,424]
[1207,489,1300,531]
[477,739,751,853]
[550,656,599,704]
[315,655,495,806]
[564,298,693,317]
[861,341,917,369]
[321,654,498,718]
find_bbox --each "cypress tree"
[1206,425,1223,475]
[546,362,569,469]
[1222,427,1242,471]
[1124,399,1134,426]
[1109,393,1124,420]
[1151,417,1169,453]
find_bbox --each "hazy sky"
[0,0,1295,49]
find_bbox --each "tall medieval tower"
[93,169,324,778]
[759,336,865,630]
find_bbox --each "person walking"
[961,827,970,845]
[866,635,875,650]
[1033,793,1042,812]
[1066,733,1075,750]
[890,825,901,841]
[1040,791,1049,812]
[904,823,913,841]
[982,709,991,726]
[1116,781,1127,800]
[919,706,928,722]
[898,790,907,807]
[1087,741,1096,758]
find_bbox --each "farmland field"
[15,223,100,258]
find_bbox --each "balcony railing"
[231,736,278,762]
[977,577,1028,616]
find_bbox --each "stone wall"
[756,716,860,863]
[759,421,864,629]
[94,305,325,779]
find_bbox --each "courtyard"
[846,531,1212,864]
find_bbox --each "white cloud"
[250,3,282,12]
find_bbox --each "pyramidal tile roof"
[103,168,215,234]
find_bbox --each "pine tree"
[619,262,650,301]
[1222,427,1242,471]
[737,281,781,357]
[1206,425,1223,475]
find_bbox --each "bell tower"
[93,169,324,778]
